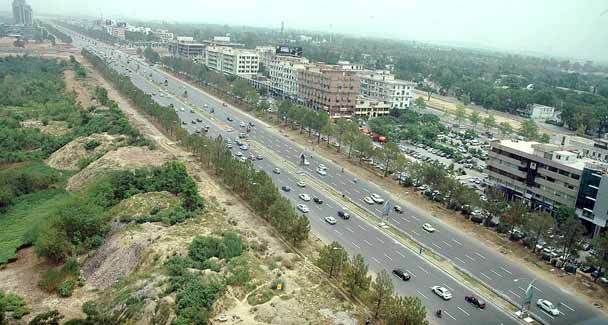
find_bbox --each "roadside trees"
[519,119,539,140]
[524,212,554,253]
[455,104,467,124]
[587,233,608,282]
[385,296,429,325]
[498,121,513,136]
[556,212,585,260]
[502,200,527,234]
[415,97,426,110]
[343,254,371,298]
[317,242,349,278]
[469,111,481,127]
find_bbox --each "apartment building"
[268,55,309,98]
[12,0,33,26]
[205,46,259,76]
[255,46,276,68]
[297,63,361,119]
[359,70,415,109]
[354,96,391,119]
[169,36,205,57]
[487,140,608,236]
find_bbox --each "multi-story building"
[205,46,259,76]
[354,96,391,119]
[553,135,608,162]
[153,29,174,43]
[169,36,205,58]
[487,140,608,236]
[297,63,361,119]
[519,103,556,120]
[255,46,276,68]
[12,0,33,26]
[268,55,309,98]
[359,70,415,109]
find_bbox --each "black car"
[392,268,411,281]
[337,210,350,220]
[196,118,203,122]
[227,117,233,122]
[281,186,291,192]
[313,197,323,204]
[465,295,486,309]
[393,205,403,213]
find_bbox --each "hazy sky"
[5,0,608,62]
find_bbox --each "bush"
[58,280,76,297]
[226,256,251,286]
[0,291,30,319]
[83,140,100,150]
[189,232,243,262]
[28,309,64,325]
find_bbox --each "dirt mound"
[83,223,167,289]
[46,133,127,170]
[66,146,173,191]
[110,191,180,221]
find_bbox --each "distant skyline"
[2,0,607,63]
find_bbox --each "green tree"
[415,97,426,110]
[519,119,539,140]
[455,104,467,124]
[343,254,371,298]
[317,242,348,278]
[524,212,554,253]
[379,142,401,177]
[498,121,513,136]
[503,200,527,234]
[556,212,585,260]
[461,94,471,106]
[368,270,394,319]
[352,133,374,162]
[587,232,608,282]
[469,111,481,127]
[483,114,497,130]
[143,46,160,64]
[539,133,551,143]
[385,296,428,325]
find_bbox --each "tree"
[524,212,554,253]
[317,242,348,278]
[385,296,429,325]
[483,114,496,130]
[143,46,160,64]
[539,133,551,143]
[519,119,539,140]
[455,104,467,124]
[502,200,527,233]
[461,94,471,106]
[334,119,357,153]
[352,134,374,162]
[469,111,481,127]
[368,270,394,319]
[483,187,508,224]
[414,97,426,110]
[556,212,585,260]
[379,142,401,177]
[587,232,608,282]
[286,214,310,246]
[343,254,371,298]
[498,121,513,136]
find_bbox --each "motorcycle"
[436,310,442,318]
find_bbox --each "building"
[553,135,608,163]
[255,46,276,68]
[487,140,608,236]
[12,0,33,26]
[205,46,260,76]
[354,96,391,119]
[107,26,126,40]
[359,70,415,109]
[519,104,555,120]
[297,63,361,119]
[202,36,244,48]
[169,36,205,57]
[153,29,174,43]
[268,55,309,98]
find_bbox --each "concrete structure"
[205,46,259,76]
[12,0,33,26]
[268,55,309,98]
[153,29,174,43]
[354,96,391,119]
[169,36,205,57]
[519,104,555,120]
[487,140,608,235]
[255,46,276,68]
[359,70,415,109]
[107,26,126,40]
[297,63,361,119]
[202,36,244,48]
[553,135,608,162]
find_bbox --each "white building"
[553,135,608,162]
[255,46,276,68]
[354,96,391,119]
[359,70,415,109]
[154,29,174,43]
[205,46,260,77]
[268,55,309,98]
[530,104,555,120]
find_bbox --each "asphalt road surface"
[57,25,607,325]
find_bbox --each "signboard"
[275,46,303,57]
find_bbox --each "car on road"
[337,210,350,220]
[422,223,436,233]
[318,163,327,170]
[431,286,452,300]
[299,193,311,201]
[316,168,327,176]
[313,197,323,204]
[297,180,306,187]
[536,299,559,316]
[392,268,411,281]
[227,116,233,122]
[371,193,384,204]
[281,186,291,192]
[394,205,403,213]
[465,295,486,309]
[239,144,249,151]
[272,168,280,174]
[235,152,243,157]
[196,118,203,122]
[256,155,263,160]
[363,196,375,204]
[240,122,246,127]
[297,204,310,213]
[324,216,337,225]
[303,159,310,166]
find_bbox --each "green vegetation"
[0,290,30,321]
[38,258,81,297]
[143,47,160,64]
[38,22,72,43]
[368,110,446,143]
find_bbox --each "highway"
[58,25,607,325]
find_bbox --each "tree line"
[37,21,72,44]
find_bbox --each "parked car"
[392,268,411,281]
[465,295,486,309]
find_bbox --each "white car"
[318,164,327,170]
[371,193,384,204]
[235,152,243,157]
[297,181,306,187]
[273,168,281,174]
[299,193,311,201]
[324,216,337,225]
[431,286,452,300]
[316,168,327,176]
[537,299,559,316]
[239,144,249,151]
[240,122,246,127]
[297,204,309,213]
[363,196,375,204]
[422,223,436,233]
[303,159,310,166]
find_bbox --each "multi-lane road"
[58,25,607,325]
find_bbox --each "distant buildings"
[205,46,260,76]
[12,0,33,26]
[487,140,608,236]
[354,96,391,119]
[359,70,415,109]
[518,104,556,121]
[298,63,361,118]
[268,55,309,98]
[169,37,205,57]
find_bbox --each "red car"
[465,295,486,309]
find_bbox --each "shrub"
[58,280,76,297]
[28,309,64,325]
[83,140,100,150]
[226,256,251,286]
